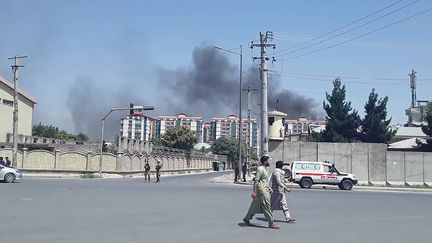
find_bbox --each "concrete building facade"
[209,115,258,150]
[285,117,326,136]
[155,113,204,143]
[120,114,156,142]
[0,74,37,143]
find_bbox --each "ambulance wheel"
[299,178,313,189]
[339,179,353,190]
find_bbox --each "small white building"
[0,74,37,143]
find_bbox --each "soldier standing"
[155,159,163,183]
[144,159,151,182]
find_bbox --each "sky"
[0,0,431,140]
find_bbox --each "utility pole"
[8,55,27,168]
[409,69,417,108]
[251,31,275,156]
[242,86,257,175]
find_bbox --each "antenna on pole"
[409,69,417,108]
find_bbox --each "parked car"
[289,161,357,190]
[0,165,22,183]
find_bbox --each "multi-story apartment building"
[203,123,211,143]
[209,115,258,150]
[155,113,204,143]
[285,116,326,136]
[120,112,156,142]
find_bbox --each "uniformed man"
[155,159,163,183]
[144,159,151,182]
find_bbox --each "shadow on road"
[237,222,268,228]
[256,217,296,224]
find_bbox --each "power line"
[276,0,419,58]
[272,71,432,81]
[278,7,432,61]
[270,72,432,85]
[274,0,408,54]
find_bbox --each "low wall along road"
[269,141,432,187]
[0,148,214,174]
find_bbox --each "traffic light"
[129,103,134,115]
[102,140,108,152]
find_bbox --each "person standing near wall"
[270,161,296,223]
[144,160,151,183]
[155,159,163,183]
[242,162,247,182]
[234,162,240,183]
[243,156,279,229]
[5,157,11,167]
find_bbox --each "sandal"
[286,218,296,223]
[269,224,280,229]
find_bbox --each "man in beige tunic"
[243,156,279,229]
[270,161,296,223]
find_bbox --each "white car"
[0,165,22,183]
[289,161,357,190]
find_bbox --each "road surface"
[1,172,431,243]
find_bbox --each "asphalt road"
[1,172,432,243]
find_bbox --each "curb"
[212,175,432,194]
[22,169,217,179]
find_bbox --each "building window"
[3,99,13,107]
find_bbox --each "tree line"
[312,78,395,143]
[312,78,431,150]
[32,123,89,142]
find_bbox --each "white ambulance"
[289,161,358,190]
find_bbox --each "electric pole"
[242,86,257,175]
[251,31,275,157]
[409,69,417,108]
[8,55,27,168]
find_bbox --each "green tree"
[32,123,88,142]
[421,102,432,151]
[161,127,196,151]
[211,137,247,162]
[359,89,395,143]
[422,102,432,137]
[321,78,360,142]
[76,133,89,142]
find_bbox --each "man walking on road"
[243,156,279,229]
[270,161,296,223]
[144,160,151,182]
[155,159,163,183]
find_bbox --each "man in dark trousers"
[5,157,12,167]
[242,162,247,182]
[144,160,151,182]
[0,157,5,166]
[234,162,240,183]
[155,159,163,183]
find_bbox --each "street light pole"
[214,45,243,176]
[99,106,154,177]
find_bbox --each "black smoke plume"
[159,44,323,120]
[66,77,148,140]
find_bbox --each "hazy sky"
[1,0,431,139]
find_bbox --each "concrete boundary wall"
[0,149,214,173]
[269,141,432,187]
